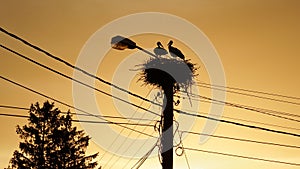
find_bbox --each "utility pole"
[110,35,196,169]
[161,83,174,169]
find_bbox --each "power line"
[121,95,161,169]
[0,43,162,149]
[201,95,300,122]
[0,113,153,126]
[0,75,155,138]
[131,140,159,169]
[179,92,300,123]
[3,35,300,135]
[107,90,157,169]
[0,44,160,117]
[196,83,300,106]
[102,89,156,169]
[2,104,298,165]
[184,147,300,167]
[121,92,162,169]
[0,27,161,108]
[180,107,300,131]
[0,44,161,167]
[176,93,300,120]
[69,119,153,126]
[186,93,300,121]
[121,130,158,169]
[0,105,29,111]
[0,113,27,118]
[183,151,191,169]
[181,131,300,149]
[197,81,300,100]
[110,92,161,168]
[175,109,300,138]
[2,70,299,139]
[1,34,299,139]
[173,116,191,169]
[3,26,300,168]
[2,26,299,118]
[0,105,155,122]
[2,70,299,140]
[2,26,299,120]
[179,98,300,131]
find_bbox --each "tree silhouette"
[10,101,98,169]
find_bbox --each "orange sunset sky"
[0,0,300,169]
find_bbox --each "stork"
[154,42,168,57]
[167,40,185,60]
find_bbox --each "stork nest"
[138,58,198,92]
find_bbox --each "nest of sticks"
[138,58,198,92]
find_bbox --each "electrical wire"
[0,105,155,122]
[121,130,158,169]
[0,27,161,108]
[120,92,163,169]
[2,26,300,169]
[1,28,298,168]
[131,139,159,169]
[2,25,299,110]
[178,92,300,123]
[175,109,300,138]
[184,147,300,167]
[196,81,300,100]
[195,83,300,105]
[180,131,300,149]
[176,94,300,119]
[102,89,154,169]
[173,117,191,169]
[2,27,300,125]
[0,44,160,117]
[2,72,299,139]
[0,113,153,126]
[180,108,300,131]
[2,42,299,138]
[0,75,155,138]
[121,93,164,169]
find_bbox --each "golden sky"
[0,0,300,168]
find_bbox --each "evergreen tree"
[10,101,98,169]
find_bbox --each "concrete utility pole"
[161,83,174,169]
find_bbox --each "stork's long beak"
[167,41,171,46]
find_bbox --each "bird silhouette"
[167,40,185,60]
[154,42,168,56]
